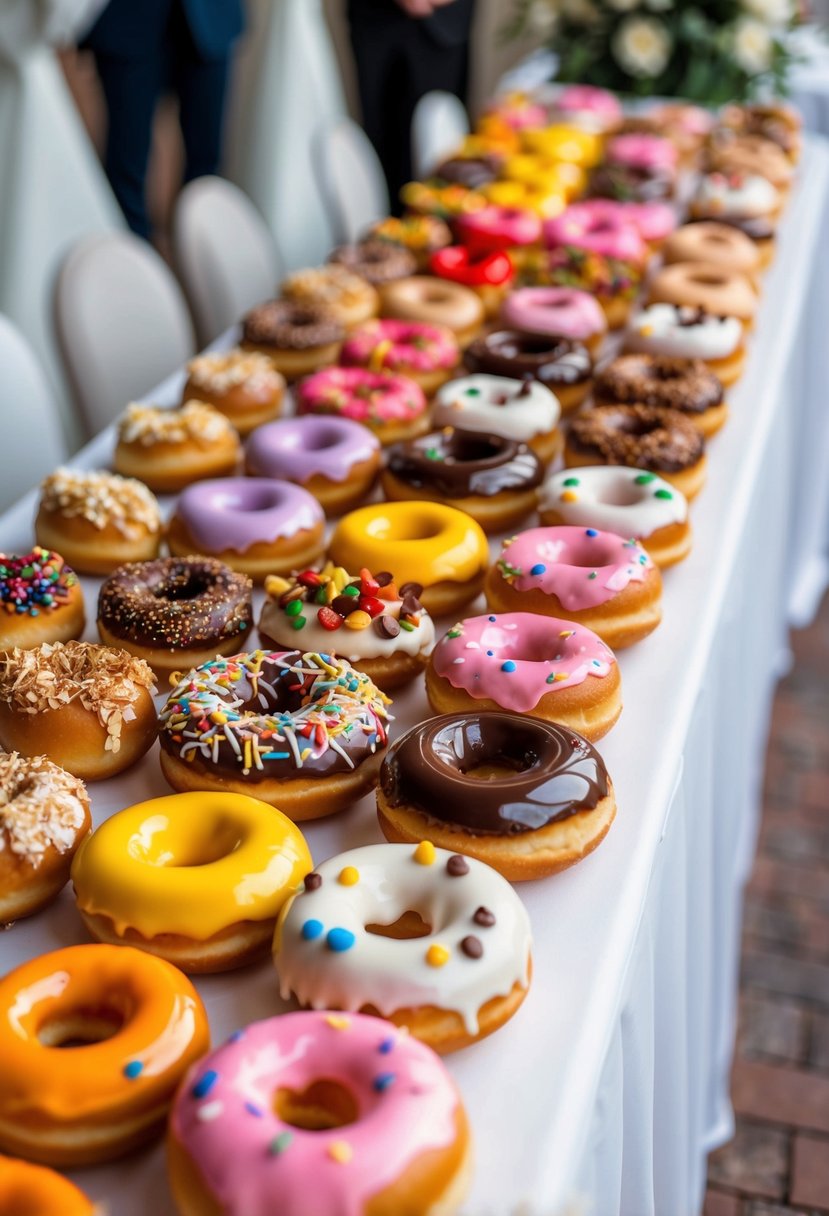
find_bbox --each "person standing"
[80,0,244,239]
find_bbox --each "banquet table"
[2,135,829,1216]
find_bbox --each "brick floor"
[705,592,829,1213]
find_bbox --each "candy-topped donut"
[368,214,453,271]
[500,285,607,354]
[464,329,592,413]
[457,204,542,255]
[329,238,417,285]
[486,525,662,649]
[662,221,761,279]
[341,318,460,396]
[648,261,758,330]
[241,301,344,380]
[246,415,381,514]
[281,264,379,331]
[0,547,84,651]
[594,353,728,438]
[543,201,647,265]
[539,246,642,329]
[378,276,485,347]
[168,1012,472,1216]
[433,372,562,464]
[275,842,532,1052]
[296,366,429,445]
[429,246,515,318]
[552,84,622,133]
[0,1158,93,1215]
[625,303,746,388]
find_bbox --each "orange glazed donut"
[0,548,85,652]
[0,944,209,1166]
[183,348,287,436]
[647,261,758,332]
[379,276,485,347]
[0,1157,94,1216]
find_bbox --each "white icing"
[433,374,561,442]
[539,466,688,538]
[274,843,531,1035]
[626,304,742,361]
[258,597,435,661]
[694,173,778,218]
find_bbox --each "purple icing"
[176,477,324,553]
[246,416,379,485]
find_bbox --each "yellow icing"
[520,125,603,168]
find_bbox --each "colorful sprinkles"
[263,563,426,640]
[0,548,77,618]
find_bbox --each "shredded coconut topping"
[0,751,89,862]
[39,469,161,538]
[187,348,285,395]
[117,400,237,447]
[283,265,374,309]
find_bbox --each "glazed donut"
[0,1157,93,1215]
[259,563,434,691]
[426,610,620,740]
[97,556,253,678]
[158,649,391,819]
[367,214,453,270]
[329,238,417,285]
[246,415,381,513]
[594,353,727,438]
[606,133,678,175]
[377,712,616,880]
[167,477,325,581]
[168,1011,472,1216]
[340,318,460,396]
[275,842,531,1052]
[625,303,746,388]
[0,548,84,651]
[379,276,484,347]
[542,247,642,329]
[182,348,286,436]
[662,221,762,280]
[296,366,430,445]
[35,469,161,576]
[456,204,542,254]
[648,261,758,329]
[463,328,592,413]
[72,791,311,972]
[328,501,489,616]
[0,944,208,1166]
[399,179,488,220]
[500,285,607,355]
[552,84,622,133]
[520,123,603,168]
[485,526,661,649]
[429,246,515,319]
[707,133,794,192]
[281,264,379,330]
[565,404,707,501]
[113,401,242,493]
[0,641,156,782]
[587,159,674,203]
[0,750,91,921]
[539,466,692,568]
[241,301,344,380]
[543,202,647,265]
[690,171,780,226]
[382,427,543,533]
[433,373,562,464]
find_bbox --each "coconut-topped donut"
[433,373,561,463]
[36,469,162,576]
[593,353,727,437]
[113,400,242,493]
[281,264,379,330]
[182,348,286,435]
[329,239,417,285]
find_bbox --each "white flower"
[528,0,559,35]
[560,0,600,23]
[741,0,792,26]
[612,15,672,77]
[732,15,774,72]
[606,0,639,12]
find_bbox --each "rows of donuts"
[0,85,801,1215]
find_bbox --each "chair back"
[0,314,68,511]
[412,90,470,179]
[313,118,389,243]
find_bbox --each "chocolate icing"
[434,155,501,190]
[464,329,592,388]
[567,404,705,473]
[242,300,343,350]
[594,354,723,415]
[380,712,610,835]
[587,162,674,203]
[386,428,543,498]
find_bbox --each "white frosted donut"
[539,466,688,538]
[693,172,779,218]
[433,373,560,442]
[274,842,531,1037]
[625,303,743,361]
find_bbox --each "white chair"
[313,117,389,244]
[173,176,280,345]
[412,91,470,179]
[0,314,68,512]
[54,232,196,436]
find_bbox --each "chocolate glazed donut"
[594,355,723,416]
[386,429,543,498]
[242,300,344,350]
[464,330,592,393]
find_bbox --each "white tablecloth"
[2,137,829,1216]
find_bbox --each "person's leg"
[93,53,164,238]
[348,7,411,213]
[170,2,231,183]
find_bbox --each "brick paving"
[705,593,829,1215]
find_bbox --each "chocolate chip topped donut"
[593,354,727,437]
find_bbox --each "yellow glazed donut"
[501,153,586,202]
[0,1157,94,1216]
[520,124,603,168]
[0,943,209,1166]
[479,178,568,219]
[329,502,489,616]
[72,792,312,973]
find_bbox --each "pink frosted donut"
[168,1011,469,1216]
[341,319,459,376]
[495,526,653,611]
[296,368,427,435]
[543,202,646,264]
[555,85,622,129]
[458,205,542,254]
[607,134,678,173]
[619,201,677,243]
[500,287,607,347]
[488,93,548,130]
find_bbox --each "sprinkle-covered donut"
[295,366,429,444]
[0,547,84,651]
[463,329,592,413]
[457,203,542,253]
[625,303,746,388]
[378,275,485,345]
[500,285,607,352]
[328,238,417,285]
[662,221,761,276]
[594,353,727,436]
[275,842,531,1049]
[0,1157,94,1215]
[246,415,381,514]
[168,1012,472,1216]
[433,373,561,463]
[341,318,460,395]
[648,261,758,327]
[543,201,647,264]
[281,265,379,330]
[241,301,345,379]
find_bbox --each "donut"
[241,301,344,380]
[487,89,548,130]
[565,404,707,501]
[429,246,515,319]
[539,466,692,568]
[0,1157,94,1214]
[0,751,91,921]
[625,303,746,388]
[97,556,253,678]
[382,427,543,533]
[456,204,542,254]
[378,276,484,347]
[259,563,434,691]
[434,152,502,188]
[479,177,567,219]
[502,153,586,203]
[328,501,489,616]
[556,196,677,247]
[0,548,84,651]
[35,469,161,576]
[328,238,417,285]
[167,477,325,581]
[485,526,661,649]
[640,103,713,161]
[377,712,616,879]
[587,159,675,203]
[274,842,531,1052]
[0,641,156,781]
[718,102,802,162]
[706,133,795,192]
[367,214,453,270]
[0,944,208,1166]
[246,415,381,513]
[647,261,758,330]
[690,171,780,227]
[426,610,620,740]
[662,221,762,280]
[340,318,460,396]
[399,179,488,220]
[295,366,430,445]
[72,791,312,972]
[113,401,242,493]
[606,133,678,175]
[593,353,728,438]
[464,329,592,413]
[281,264,379,330]
[158,649,391,819]
[500,285,607,355]
[168,1011,472,1216]
[540,247,642,329]
[520,123,603,168]
[553,84,622,133]
[182,348,286,436]
[467,114,522,154]
[432,373,562,464]
[543,201,648,265]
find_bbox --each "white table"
[3,137,829,1216]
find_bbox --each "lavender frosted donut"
[245,416,381,514]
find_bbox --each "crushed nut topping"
[39,469,161,538]
[0,751,89,862]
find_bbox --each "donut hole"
[275,1080,359,1131]
[446,434,506,464]
[306,427,347,452]
[464,758,530,781]
[688,273,726,287]
[216,485,281,514]
[129,816,243,867]
[156,573,210,602]
[593,477,647,506]
[369,516,443,542]
[365,909,432,939]
[37,1005,126,1049]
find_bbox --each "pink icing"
[607,134,678,172]
[498,526,653,611]
[433,610,615,712]
[175,477,323,553]
[458,205,542,253]
[487,96,548,129]
[297,367,427,425]
[618,201,677,243]
[341,319,458,373]
[556,85,622,124]
[170,1012,461,1216]
[500,287,607,341]
[543,203,646,263]
[246,415,380,484]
